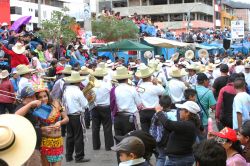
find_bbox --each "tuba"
[82,75,96,110]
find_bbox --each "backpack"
[149,113,170,146]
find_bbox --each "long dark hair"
[188,112,200,129]
[230,140,243,155]
[35,90,53,105]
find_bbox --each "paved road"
[62,112,218,166]
[62,128,117,166]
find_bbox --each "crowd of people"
[2,15,250,166]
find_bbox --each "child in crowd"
[111,136,149,166]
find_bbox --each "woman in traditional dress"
[35,86,69,166]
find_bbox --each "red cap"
[56,66,64,74]
[212,127,237,142]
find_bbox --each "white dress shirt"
[153,70,168,87]
[18,77,32,95]
[183,74,197,87]
[115,83,142,113]
[104,68,114,83]
[93,80,112,106]
[62,85,88,115]
[139,82,165,109]
[168,78,187,103]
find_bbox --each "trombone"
[111,79,146,93]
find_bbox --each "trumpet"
[111,79,146,93]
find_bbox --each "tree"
[92,16,139,42]
[37,7,77,45]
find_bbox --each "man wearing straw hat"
[183,63,200,88]
[90,67,114,151]
[111,66,143,137]
[0,70,15,114]
[135,65,165,133]
[16,64,35,96]
[168,66,188,103]
[62,71,90,163]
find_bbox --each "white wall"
[10,0,62,30]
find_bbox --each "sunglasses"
[215,136,227,144]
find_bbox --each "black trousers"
[140,109,155,133]
[66,115,85,161]
[114,114,136,137]
[0,103,15,114]
[84,108,91,128]
[92,105,114,150]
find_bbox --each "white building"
[10,0,66,30]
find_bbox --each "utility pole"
[38,0,41,27]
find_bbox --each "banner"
[231,20,244,39]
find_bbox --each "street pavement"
[62,112,218,166]
[62,128,117,166]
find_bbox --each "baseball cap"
[20,86,35,98]
[211,127,237,142]
[220,64,229,73]
[111,136,145,157]
[175,101,200,114]
[197,73,209,82]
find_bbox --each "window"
[184,0,195,3]
[151,0,168,5]
[216,12,220,20]
[169,0,182,4]
[170,13,183,21]
[35,10,38,17]
[10,6,22,15]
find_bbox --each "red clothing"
[0,79,15,103]
[215,83,236,119]
[1,45,29,68]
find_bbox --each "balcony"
[113,3,214,16]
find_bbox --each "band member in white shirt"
[111,66,143,136]
[183,63,199,87]
[90,67,114,151]
[168,66,187,103]
[135,65,165,133]
[62,71,90,163]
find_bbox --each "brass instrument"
[42,76,57,82]
[83,75,96,109]
[111,79,146,93]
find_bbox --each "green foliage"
[92,16,139,42]
[37,7,76,45]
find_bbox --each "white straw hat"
[64,71,85,83]
[135,65,154,78]
[90,67,108,77]
[0,114,36,166]
[79,66,92,75]
[185,50,194,60]
[12,43,25,54]
[198,49,209,59]
[0,70,9,79]
[112,66,132,80]
[175,101,200,114]
[61,65,72,74]
[16,65,35,75]
[169,66,187,78]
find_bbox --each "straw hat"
[245,63,250,69]
[185,50,194,60]
[16,65,35,75]
[0,70,9,79]
[186,63,200,71]
[135,65,154,78]
[214,59,221,67]
[79,66,92,75]
[61,65,72,74]
[171,52,179,61]
[169,66,187,78]
[64,71,85,83]
[106,60,114,67]
[90,67,108,77]
[98,62,108,70]
[206,63,216,71]
[199,64,206,73]
[0,114,36,166]
[112,66,132,80]
[12,43,25,54]
[178,61,190,68]
[198,49,208,59]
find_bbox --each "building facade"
[9,0,65,30]
[235,9,250,31]
[99,0,214,33]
